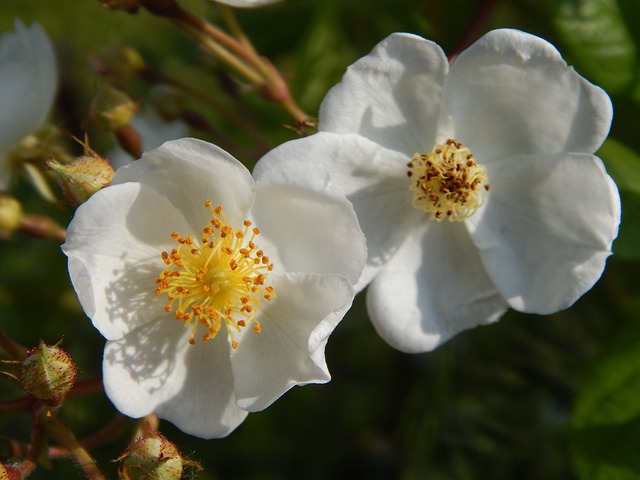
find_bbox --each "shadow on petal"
[103,316,187,397]
[100,256,167,338]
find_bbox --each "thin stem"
[78,414,129,452]
[0,396,30,417]
[20,414,48,477]
[68,378,104,398]
[0,378,103,417]
[141,0,309,123]
[131,414,160,441]
[450,0,500,60]
[219,4,257,53]
[176,21,264,84]
[43,414,107,480]
[0,330,27,360]
[19,215,67,242]
[171,3,265,73]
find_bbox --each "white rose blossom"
[0,20,57,189]
[63,138,366,438]
[255,29,621,353]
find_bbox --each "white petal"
[253,136,368,285]
[103,322,247,439]
[211,0,281,7]
[440,29,612,161]
[254,132,419,290]
[367,222,508,353]
[114,138,255,232]
[63,182,191,340]
[232,272,354,411]
[0,20,57,149]
[319,33,447,157]
[468,152,620,313]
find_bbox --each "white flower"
[63,138,366,438]
[108,112,188,170]
[255,30,621,353]
[210,0,281,8]
[0,20,57,190]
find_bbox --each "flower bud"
[90,85,137,131]
[91,45,145,83]
[47,152,115,206]
[0,196,24,239]
[19,341,77,407]
[0,461,22,480]
[117,432,183,480]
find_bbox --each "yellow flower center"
[407,138,490,222]
[154,202,275,348]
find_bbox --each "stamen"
[155,203,276,348]
[407,139,490,222]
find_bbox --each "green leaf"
[612,191,640,260]
[548,0,637,94]
[598,138,640,259]
[571,321,640,479]
[599,138,640,196]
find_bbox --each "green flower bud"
[118,432,184,480]
[0,196,24,239]
[92,45,145,83]
[0,461,22,480]
[47,152,115,206]
[90,85,137,131]
[19,341,77,407]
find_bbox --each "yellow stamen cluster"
[155,202,275,348]
[407,138,490,222]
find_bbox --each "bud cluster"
[19,341,77,407]
[117,432,186,480]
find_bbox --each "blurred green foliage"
[1,0,639,478]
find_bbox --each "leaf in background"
[599,138,640,196]
[598,138,640,259]
[548,0,637,95]
[571,320,640,480]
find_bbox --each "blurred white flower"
[107,112,188,170]
[0,20,57,189]
[211,0,281,7]
[255,29,621,353]
[63,138,365,438]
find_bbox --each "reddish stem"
[450,0,500,61]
